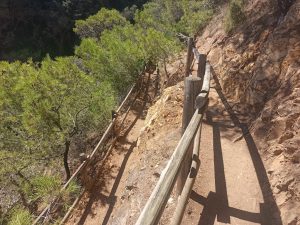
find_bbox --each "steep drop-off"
[0,0,147,61]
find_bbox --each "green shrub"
[8,207,32,225]
[60,180,81,211]
[74,8,128,39]
[76,24,180,94]
[224,0,246,33]
[135,0,214,36]
[23,175,61,204]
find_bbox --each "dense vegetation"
[224,0,246,33]
[0,0,218,224]
[0,0,149,61]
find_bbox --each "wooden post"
[177,76,201,195]
[171,124,202,225]
[185,37,194,77]
[135,111,204,225]
[197,54,207,88]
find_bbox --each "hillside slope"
[197,0,300,223]
[62,1,299,224]
[106,0,299,224]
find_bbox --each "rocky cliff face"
[197,0,300,223]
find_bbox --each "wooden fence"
[34,37,210,225]
[32,75,144,225]
[135,37,211,225]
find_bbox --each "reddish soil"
[63,64,282,225]
[181,75,281,225]
[64,72,158,225]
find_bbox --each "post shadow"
[197,112,230,225]
[191,190,262,224]
[211,69,282,225]
[101,140,137,225]
[78,75,151,225]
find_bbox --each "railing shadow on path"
[100,140,137,225]
[77,140,137,225]
[100,75,152,225]
[193,111,261,225]
[190,68,282,225]
[77,73,153,225]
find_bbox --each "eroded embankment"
[196,0,300,223]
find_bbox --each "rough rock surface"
[197,0,300,224]
[109,82,185,224]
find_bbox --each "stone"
[292,152,300,164]
[279,131,294,144]
[276,177,295,192]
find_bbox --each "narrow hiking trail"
[64,73,157,225]
[179,73,281,225]
[149,71,280,225]
[66,117,144,225]
[63,66,280,225]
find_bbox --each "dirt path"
[65,109,146,225]
[64,69,281,225]
[180,75,281,225]
[64,72,156,225]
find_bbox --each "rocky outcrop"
[197,0,300,224]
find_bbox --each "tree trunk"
[163,58,169,79]
[10,176,30,209]
[64,140,71,181]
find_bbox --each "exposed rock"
[197,0,300,223]
[276,177,295,192]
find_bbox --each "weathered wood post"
[184,37,194,77]
[197,54,207,87]
[177,76,201,195]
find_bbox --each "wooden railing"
[135,37,211,225]
[32,76,144,225]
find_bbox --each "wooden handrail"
[171,65,211,225]
[135,38,211,225]
[171,123,202,225]
[135,109,204,225]
[33,81,138,225]
[195,63,211,109]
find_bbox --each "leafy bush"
[135,0,214,36]
[22,175,80,208]
[76,24,180,94]
[224,0,246,33]
[23,175,61,204]
[20,56,115,139]
[134,2,175,34]
[74,8,128,39]
[60,180,81,211]
[122,5,138,21]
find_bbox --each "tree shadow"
[77,73,154,225]
[193,70,282,225]
[77,163,114,224]
[101,140,137,225]
[77,111,141,225]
